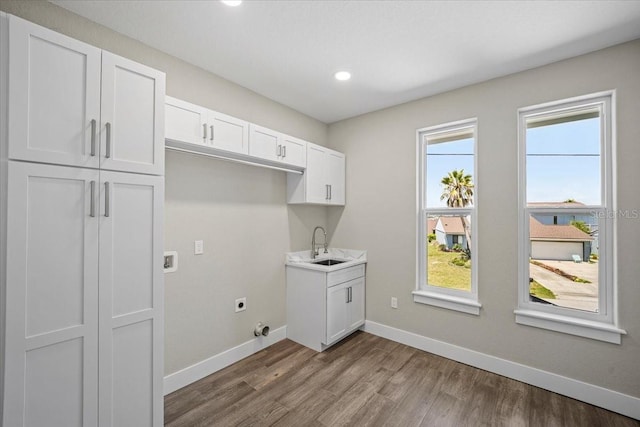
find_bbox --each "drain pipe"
[254,322,270,337]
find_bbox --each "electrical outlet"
[235,297,247,313]
[391,297,398,309]
[194,240,204,255]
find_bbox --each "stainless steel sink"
[311,259,347,266]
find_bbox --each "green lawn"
[426,243,556,298]
[427,243,471,291]
[529,280,556,299]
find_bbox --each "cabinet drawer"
[327,264,365,287]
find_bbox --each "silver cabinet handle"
[105,122,112,158]
[90,119,97,156]
[276,144,281,157]
[104,182,110,218]
[203,123,207,140]
[349,287,352,303]
[283,145,286,158]
[346,288,350,303]
[326,184,329,200]
[329,185,332,200]
[210,125,214,141]
[90,180,96,217]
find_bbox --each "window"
[516,91,625,343]
[415,119,480,315]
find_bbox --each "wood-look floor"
[165,331,639,427]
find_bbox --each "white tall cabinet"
[0,14,165,427]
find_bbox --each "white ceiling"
[52,0,640,124]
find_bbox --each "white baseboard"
[163,325,287,395]
[364,320,639,420]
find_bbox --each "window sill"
[514,309,626,344]
[413,290,481,315]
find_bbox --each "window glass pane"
[528,213,599,313]
[526,117,600,205]
[426,137,474,208]
[426,214,472,291]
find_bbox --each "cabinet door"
[8,15,101,168]
[281,134,307,168]
[4,162,99,427]
[249,124,280,162]
[347,277,365,331]
[325,283,349,345]
[165,96,208,145]
[327,151,346,205]
[101,52,165,175]
[210,111,249,154]
[306,143,329,204]
[98,171,164,427]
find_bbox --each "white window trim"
[516,90,626,344]
[415,118,481,315]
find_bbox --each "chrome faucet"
[311,226,328,259]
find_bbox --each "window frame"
[414,118,481,315]
[516,91,626,344]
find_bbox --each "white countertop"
[285,248,367,272]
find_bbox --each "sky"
[425,117,601,208]
[425,137,473,208]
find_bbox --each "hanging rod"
[165,143,304,175]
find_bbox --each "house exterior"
[427,218,438,235]
[434,216,469,250]
[529,217,593,261]
[529,201,599,254]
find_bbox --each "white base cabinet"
[3,162,164,427]
[286,264,365,352]
[287,142,345,205]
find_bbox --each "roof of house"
[527,201,586,209]
[437,217,466,235]
[427,218,438,233]
[529,217,593,241]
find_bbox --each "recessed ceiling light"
[334,71,351,81]
[221,0,242,6]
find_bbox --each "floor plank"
[165,331,639,426]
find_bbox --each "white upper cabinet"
[8,15,102,169]
[248,124,308,168]
[280,134,307,168]
[7,15,165,175]
[165,96,248,155]
[248,124,280,162]
[287,142,345,205]
[209,111,248,154]
[165,96,312,172]
[326,150,346,205]
[165,96,209,145]
[100,53,165,175]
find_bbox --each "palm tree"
[440,169,474,207]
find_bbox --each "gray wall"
[0,0,328,375]
[327,40,640,398]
